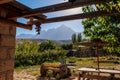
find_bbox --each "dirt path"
[14,70,78,80]
[14,70,37,80]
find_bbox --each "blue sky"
[16,0,84,35]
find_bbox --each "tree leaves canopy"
[82,0,120,54]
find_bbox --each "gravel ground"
[14,70,37,80]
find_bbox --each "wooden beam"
[24,0,111,14]
[0,17,32,30]
[12,13,46,20]
[0,0,14,4]
[9,0,112,19]
[35,11,119,24]
[5,1,46,20]
[0,1,45,20]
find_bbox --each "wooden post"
[96,46,99,70]
[96,46,100,77]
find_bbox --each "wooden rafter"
[0,17,32,30]
[34,11,120,24]
[0,0,118,30]
[0,1,46,20]
[9,0,112,19]
[10,12,46,20]
[27,0,111,13]
[0,0,14,4]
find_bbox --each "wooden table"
[78,67,120,80]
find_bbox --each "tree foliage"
[16,40,39,54]
[96,0,120,12]
[61,44,73,50]
[77,33,82,42]
[72,33,82,43]
[39,40,56,51]
[15,40,68,67]
[72,33,77,43]
[82,1,120,54]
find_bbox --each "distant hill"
[16,39,72,45]
[17,25,76,40]
[17,34,35,39]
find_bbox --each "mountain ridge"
[17,25,76,40]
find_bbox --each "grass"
[14,57,120,79]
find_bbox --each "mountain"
[17,25,76,40]
[16,39,72,45]
[17,34,35,39]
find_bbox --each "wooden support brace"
[0,0,14,4]
[0,17,32,30]
[0,34,1,45]
[25,0,111,14]
[9,0,112,19]
[38,11,120,24]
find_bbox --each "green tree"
[15,40,39,66]
[61,44,73,50]
[16,40,39,54]
[39,40,56,51]
[72,33,77,43]
[77,33,82,42]
[82,1,120,54]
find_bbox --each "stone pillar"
[0,8,16,80]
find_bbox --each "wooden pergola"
[0,0,119,31]
[76,41,107,70]
[0,0,119,80]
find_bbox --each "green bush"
[68,57,76,63]
[61,44,73,50]
[113,61,120,64]
[39,40,56,51]
[77,58,82,61]
[15,40,68,67]
[46,70,53,77]
[55,74,61,80]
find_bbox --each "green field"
[14,57,120,80]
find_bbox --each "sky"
[16,0,84,35]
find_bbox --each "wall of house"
[0,8,16,80]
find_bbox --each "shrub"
[39,40,56,51]
[55,74,61,80]
[46,70,53,77]
[68,57,76,63]
[15,41,67,67]
[61,44,73,50]
[113,61,120,64]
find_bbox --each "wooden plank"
[8,1,31,11]
[5,1,46,20]
[0,17,32,30]
[0,2,45,20]
[81,75,109,79]
[9,0,112,19]
[20,13,46,20]
[78,68,120,74]
[35,11,120,24]
[79,74,120,80]
[24,0,111,14]
[0,4,22,18]
[0,0,14,4]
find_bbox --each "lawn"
[14,57,120,80]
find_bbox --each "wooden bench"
[78,67,120,80]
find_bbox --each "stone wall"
[0,8,16,80]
